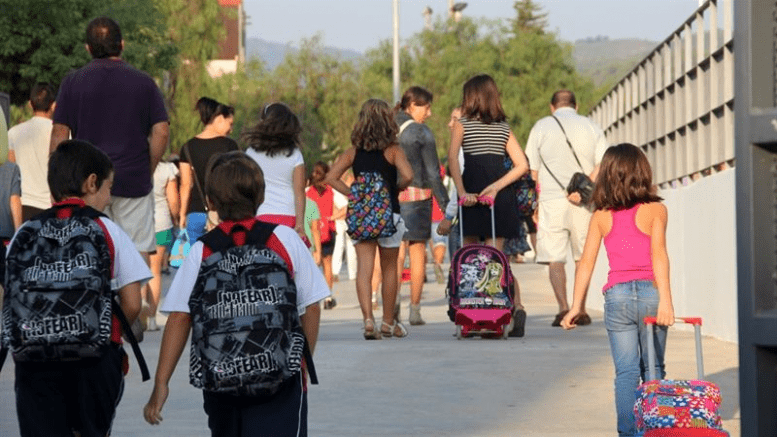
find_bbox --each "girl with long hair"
[561,143,675,436]
[326,99,413,339]
[242,102,307,242]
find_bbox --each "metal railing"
[589,0,735,187]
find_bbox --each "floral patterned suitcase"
[634,317,729,436]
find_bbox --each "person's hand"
[478,184,499,202]
[656,299,675,327]
[460,193,478,207]
[567,192,582,206]
[143,383,169,425]
[437,218,452,236]
[560,308,580,330]
[532,207,539,224]
[294,224,307,242]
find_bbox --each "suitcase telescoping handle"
[458,196,496,243]
[644,317,704,382]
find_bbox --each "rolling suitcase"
[446,199,514,339]
[634,317,728,437]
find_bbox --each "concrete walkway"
[0,262,741,436]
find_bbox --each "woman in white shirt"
[242,103,307,242]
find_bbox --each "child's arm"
[178,162,193,229]
[311,218,322,265]
[117,281,142,324]
[650,203,674,326]
[293,164,307,240]
[143,311,192,425]
[480,132,528,200]
[10,194,21,230]
[391,145,413,191]
[561,210,604,330]
[448,120,469,203]
[325,148,356,196]
[300,302,321,355]
[165,176,180,227]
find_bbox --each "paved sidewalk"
[0,262,740,436]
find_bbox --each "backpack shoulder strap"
[199,226,235,253]
[244,222,318,385]
[398,119,415,136]
[245,221,277,246]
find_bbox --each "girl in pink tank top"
[560,143,675,437]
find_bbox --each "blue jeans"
[604,280,668,437]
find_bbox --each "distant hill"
[572,37,658,88]
[246,35,657,89]
[246,37,362,70]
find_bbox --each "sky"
[245,0,703,53]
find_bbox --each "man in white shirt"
[8,83,55,221]
[524,90,608,327]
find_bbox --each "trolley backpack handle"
[457,196,496,243]
[644,316,705,382]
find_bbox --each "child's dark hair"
[30,82,56,112]
[351,99,398,152]
[86,16,122,59]
[241,102,301,157]
[461,74,506,124]
[196,97,235,126]
[309,160,329,185]
[205,151,265,221]
[394,86,433,113]
[48,140,113,202]
[591,143,663,211]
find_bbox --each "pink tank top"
[602,204,655,292]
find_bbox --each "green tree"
[0,0,176,106]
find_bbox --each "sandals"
[381,321,408,338]
[363,319,381,340]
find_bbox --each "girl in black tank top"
[324,99,413,341]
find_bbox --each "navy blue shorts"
[14,344,125,437]
[202,372,307,437]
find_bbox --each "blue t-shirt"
[53,58,169,198]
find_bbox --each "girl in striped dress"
[448,74,528,244]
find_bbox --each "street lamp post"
[392,0,400,104]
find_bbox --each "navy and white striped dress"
[459,117,520,238]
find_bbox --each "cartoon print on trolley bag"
[189,222,317,397]
[446,243,514,339]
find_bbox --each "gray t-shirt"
[0,161,21,239]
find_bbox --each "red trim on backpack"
[205,218,295,277]
[265,234,294,279]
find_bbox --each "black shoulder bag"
[538,116,595,205]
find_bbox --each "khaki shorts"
[536,197,592,263]
[105,193,155,253]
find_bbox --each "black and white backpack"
[0,204,148,380]
[189,221,317,397]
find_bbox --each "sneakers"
[408,304,426,326]
[508,308,526,337]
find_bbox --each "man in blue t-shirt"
[50,16,169,260]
